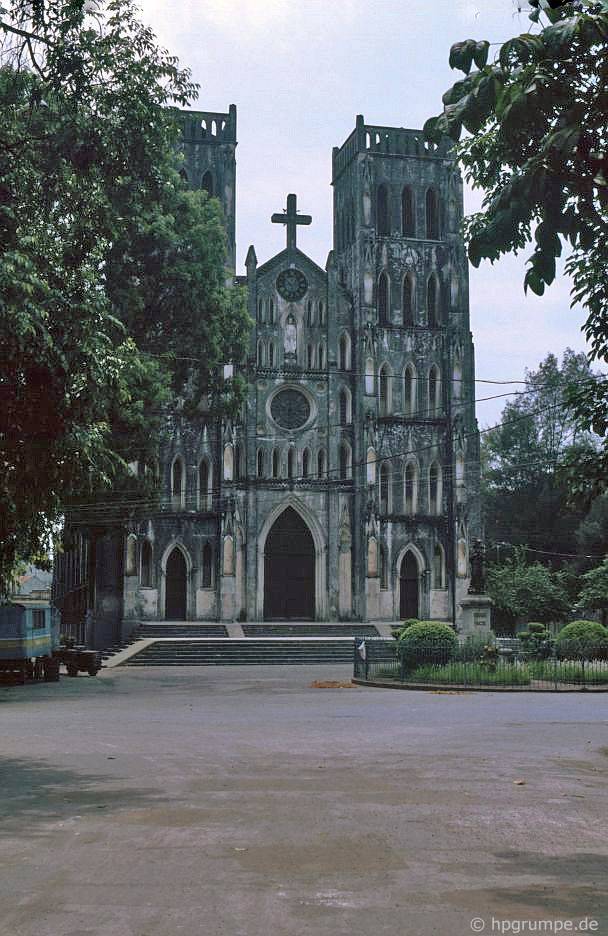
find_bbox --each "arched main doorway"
[264,507,315,620]
[165,548,187,619]
[399,551,420,620]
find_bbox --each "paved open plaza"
[1,666,607,936]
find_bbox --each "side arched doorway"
[165,548,187,619]
[399,551,420,620]
[264,507,315,620]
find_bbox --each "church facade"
[55,106,481,643]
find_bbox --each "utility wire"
[62,396,577,515]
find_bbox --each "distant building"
[54,108,481,648]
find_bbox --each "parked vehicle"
[0,603,55,683]
[53,645,102,677]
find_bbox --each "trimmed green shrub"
[555,620,608,660]
[397,621,458,667]
[394,618,420,640]
[518,622,554,659]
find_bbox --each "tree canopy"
[486,551,571,630]
[482,350,598,561]
[0,1,250,592]
[424,0,608,490]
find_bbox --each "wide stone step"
[242,624,378,638]
[123,638,355,667]
[134,624,229,638]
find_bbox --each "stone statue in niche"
[284,314,297,357]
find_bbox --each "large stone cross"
[271,193,312,252]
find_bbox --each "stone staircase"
[242,624,379,638]
[121,637,356,667]
[133,623,229,639]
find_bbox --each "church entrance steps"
[132,623,229,639]
[242,624,379,638]
[120,638,357,667]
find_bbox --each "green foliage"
[397,621,458,666]
[528,658,608,684]
[518,622,555,658]
[454,635,493,662]
[406,661,531,687]
[0,1,250,590]
[395,618,420,639]
[426,2,608,493]
[555,619,608,658]
[487,551,570,629]
[576,557,608,618]
[575,492,608,559]
[482,350,597,562]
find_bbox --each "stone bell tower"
[331,115,481,625]
[178,104,237,273]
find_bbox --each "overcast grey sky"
[140,0,588,425]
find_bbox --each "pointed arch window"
[257,298,265,323]
[402,186,415,236]
[379,364,391,416]
[257,449,265,478]
[302,448,311,479]
[234,444,243,481]
[378,272,389,324]
[428,365,441,416]
[287,448,296,479]
[223,444,234,481]
[379,463,391,514]
[453,354,463,401]
[272,449,280,479]
[339,442,352,480]
[172,457,184,508]
[307,300,314,326]
[268,342,275,368]
[199,459,211,511]
[433,544,445,589]
[319,342,327,369]
[317,448,327,479]
[307,344,315,369]
[426,187,440,239]
[365,357,375,395]
[339,333,351,370]
[202,542,213,588]
[201,170,214,197]
[141,539,153,587]
[427,274,440,327]
[377,183,390,235]
[339,386,351,425]
[126,535,137,577]
[403,274,415,326]
[404,462,418,515]
[319,301,325,325]
[404,365,416,417]
[257,340,264,367]
[429,461,442,515]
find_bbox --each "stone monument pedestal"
[458,594,493,639]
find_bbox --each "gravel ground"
[1,665,607,936]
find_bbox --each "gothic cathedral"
[56,106,482,643]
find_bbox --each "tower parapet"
[332,114,451,184]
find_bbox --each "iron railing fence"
[352,638,608,691]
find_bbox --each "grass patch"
[405,661,531,686]
[528,660,608,685]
